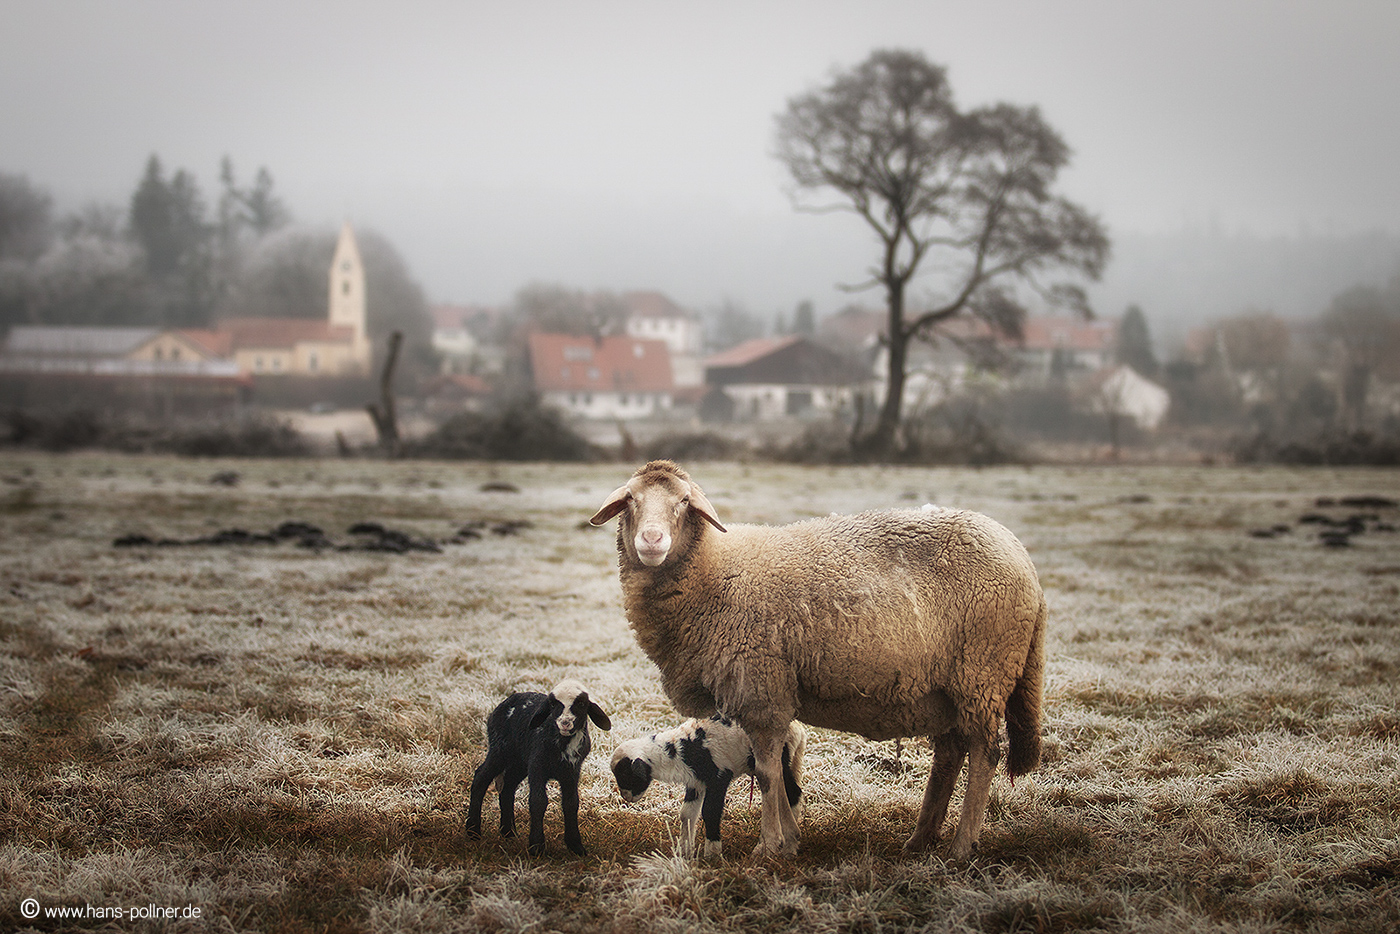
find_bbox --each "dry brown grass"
[1,454,1398,932]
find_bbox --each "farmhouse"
[703,335,867,421]
[1015,315,1119,379]
[528,332,675,419]
[621,290,704,388]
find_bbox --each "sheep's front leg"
[678,786,703,858]
[526,771,551,856]
[904,730,966,855]
[749,730,799,856]
[948,731,1000,860]
[560,772,586,857]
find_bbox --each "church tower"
[328,222,370,370]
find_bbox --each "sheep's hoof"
[702,840,723,859]
[751,837,798,859]
[902,829,939,856]
[945,839,977,861]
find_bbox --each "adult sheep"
[590,460,1046,859]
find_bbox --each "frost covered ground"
[1,453,1398,933]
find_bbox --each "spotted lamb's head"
[530,679,611,737]
[609,738,658,803]
[589,460,726,568]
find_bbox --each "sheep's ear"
[589,485,631,526]
[528,700,555,732]
[587,703,612,731]
[687,484,726,533]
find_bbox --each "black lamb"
[465,679,612,856]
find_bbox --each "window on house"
[308,352,319,372]
[170,347,180,361]
[153,347,163,361]
[254,357,264,373]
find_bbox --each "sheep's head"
[589,460,726,567]
[530,679,612,736]
[610,741,654,803]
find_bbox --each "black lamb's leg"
[561,771,586,856]
[527,770,550,856]
[498,763,525,838]
[465,750,505,839]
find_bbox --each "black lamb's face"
[532,679,611,737]
[610,753,653,803]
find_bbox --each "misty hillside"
[1089,229,1400,345]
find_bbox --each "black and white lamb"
[464,679,612,857]
[611,715,806,858]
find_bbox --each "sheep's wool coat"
[618,489,1046,747]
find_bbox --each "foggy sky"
[3,1,1398,325]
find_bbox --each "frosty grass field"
[2,452,1398,933]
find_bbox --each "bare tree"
[775,49,1109,457]
[1322,282,1400,430]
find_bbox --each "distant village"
[2,221,1396,462]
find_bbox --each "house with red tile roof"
[1015,315,1118,377]
[528,332,674,419]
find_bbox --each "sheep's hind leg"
[904,731,966,856]
[497,764,526,838]
[749,731,799,856]
[465,752,506,840]
[947,730,1000,860]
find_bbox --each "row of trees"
[1165,276,1400,438]
[0,159,433,375]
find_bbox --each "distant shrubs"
[776,394,1023,466]
[1234,429,1400,466]
[643,431,750,463]
[403,396,598,461]
[2,409,311,457]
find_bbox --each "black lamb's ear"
[587,702,612,731]
[528,699,556,732]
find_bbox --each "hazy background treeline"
[0,160,436,375]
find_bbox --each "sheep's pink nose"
[642,529,663,545]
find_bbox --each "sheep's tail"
[1004,593,1046,779]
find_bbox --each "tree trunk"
[366,331,403,456]
[857,279,907,459]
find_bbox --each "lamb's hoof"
[464,825,482,841]
[528,841,546,857]
[567,841,587,857]
[702,840,723,860]
[901,835,935,857]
